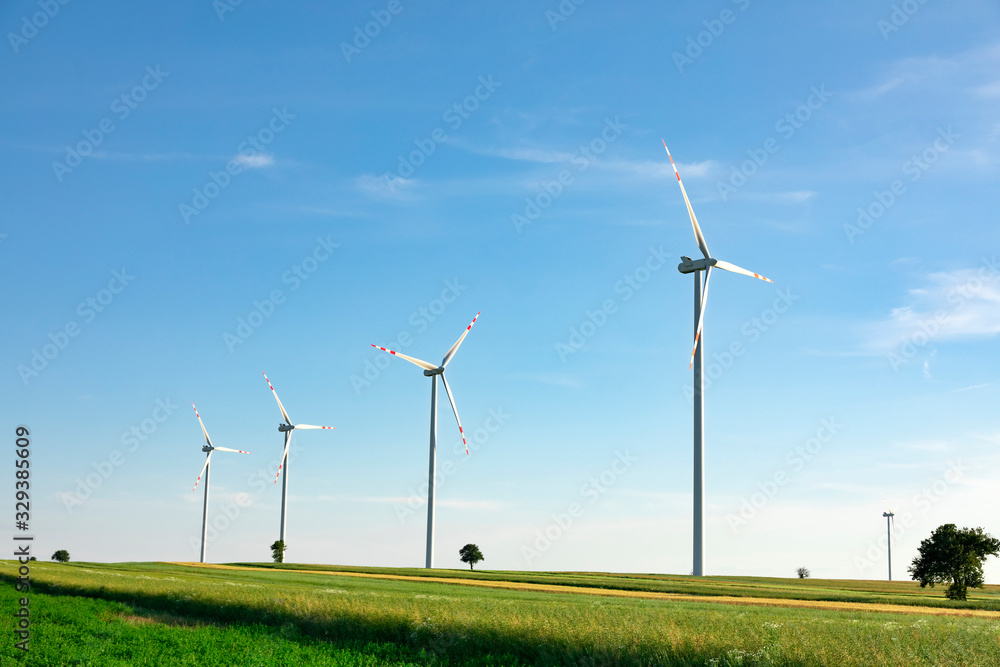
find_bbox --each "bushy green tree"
[270,540,286,564]
[51,550,70,563]
[459,544,484,570]
[796,567,810,579]
[908,524,1000,600]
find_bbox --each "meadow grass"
[2,561,999,666]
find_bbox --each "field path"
[169,562,1000,619]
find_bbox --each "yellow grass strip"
[167,563,1000,619]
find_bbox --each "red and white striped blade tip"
[370,345,439,372]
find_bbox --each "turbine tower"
[663,141,772,577]
[262,373,336,552]
[372,311,479,569]
[190,403,250,563]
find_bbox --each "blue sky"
[2,0,999,581]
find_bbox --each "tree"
[908,524,1000,601]
[270,540,286,564]
[796,567,810,579]
[51,550,70,563]
[459,544,484,570]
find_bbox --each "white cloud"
[233,153,275,168]
[864,259,1000,352]
[354,173,417,200]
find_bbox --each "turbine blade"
[371,345,439,372]
[191,402,213,448]
[192,453,211,492]
[295,424,335,430]
[273,431,291,485]
[689,268,712,370]
[713,260,773,284]
[880,494,894,513]
[213,446,252,454]
[263,373,293,425]
[439,373,468,455]
[662,141,711,260]
[441,311,481,368]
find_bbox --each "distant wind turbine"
[262,373,336,551]
[663,141,773,577]
[372,311,479,569]
[882,496,896,581]
[190,403,250,563]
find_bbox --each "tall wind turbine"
[190,402,250,563]
[882,496,896,581]
[262,373,336,551]
[372,311,479,569]
[663,141,773,577]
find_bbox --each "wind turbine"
[663,141,773,577]
[882,496,896,581]
[190,402,250,564]
[262,373,336,551]
[372,311,479,569]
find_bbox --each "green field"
[2,561,999,666]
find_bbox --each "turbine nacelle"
[678,256,713,274]
[422,367,445,377]
[202,445,212,453]
[278,423,294,432]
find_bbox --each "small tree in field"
[909,524,1000,600]
[459,544,484,570]
[51,550,70,563]
[270,540,286,564]
[796,567,810,579]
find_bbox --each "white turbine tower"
[190,402,250,564]
[262,373,336,552]
[663,141,773,577]
[372,311,479,569]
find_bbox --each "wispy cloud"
[952,382,995,393]
[354,173,418,201]
[863,260,1000,352]
[233,153,275,168]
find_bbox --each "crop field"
[2,561,999,666]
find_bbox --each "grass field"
[2,561,999,666]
